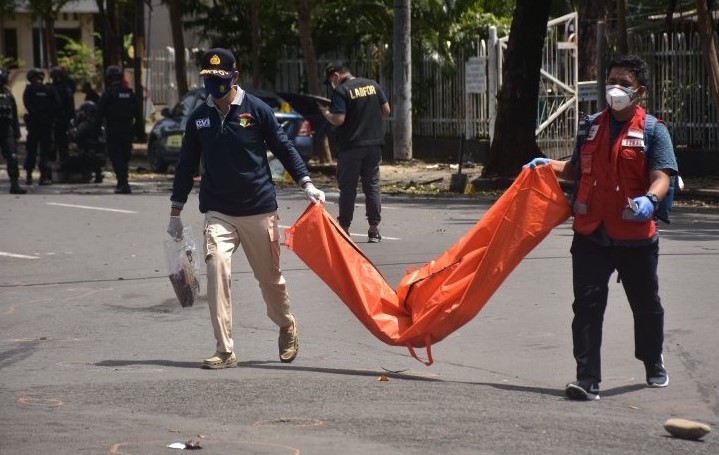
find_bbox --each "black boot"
[38,169,52,186]
[10,178,26,194]
[25,171,33,185]
[114,183,131,194]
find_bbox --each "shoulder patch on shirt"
[621,138,645,148]
[195,117,210,129]
[586,125,600,141]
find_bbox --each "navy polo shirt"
[171,88,310,216]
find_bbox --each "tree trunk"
[296,0,319,94]
[482,0,551,178]
[616,0,627,54]
[43,15,57,67]
[134,0,146,142]
[665,0,678,33]
[392,0,412,161]
[578,0,609,81]
[169,0,188,98]
[104,0,123,69]
[696,0,719,116]
[296,0,332,163]
[249,1,261,88]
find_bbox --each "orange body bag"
[284,166,570,365]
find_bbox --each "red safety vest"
[573,106,656,240]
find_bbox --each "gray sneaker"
[279,315,298,363]
[367,228,382,243]
[645,355,669,387]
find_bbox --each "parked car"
[278,92,335,158]
[147,88,313,173]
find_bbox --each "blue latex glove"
[629,196,655,221]
[525,157,550,169]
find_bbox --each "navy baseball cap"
[324,60,347,85]
[199,48,236,78]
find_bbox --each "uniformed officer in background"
[97,65,140,194]
[318,61,391,242]
[50,66,76,163]
[23,67,60,185]
[66,100,105,184]
[0,68,26,194]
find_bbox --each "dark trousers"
[24,122,54,180]
[54,119,71,162]
[106,130,132,187]
[336,145,382,228]
[570,233,664,383]
[0,128,20,181]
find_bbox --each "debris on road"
[664,418,711,440]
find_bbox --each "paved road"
[1,181,718,454]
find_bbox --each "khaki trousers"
[204,210,293,354]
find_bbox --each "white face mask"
[605,84,637,111]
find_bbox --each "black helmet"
[27,67,44,82]
[79,100,98,114]
[0,68,8,86]
[105,65,123,83]
[50,66,65,81]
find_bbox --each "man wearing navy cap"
[319,61,390,242]
[167,48,325,369]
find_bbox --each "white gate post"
[487,26,498,145]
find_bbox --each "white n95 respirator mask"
[605,85,637,111]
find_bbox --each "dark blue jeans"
[336,145,382,229]
[570,233,664,383]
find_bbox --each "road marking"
[46,202,137,214]
[279,225,399,240]
[0,251,39,260]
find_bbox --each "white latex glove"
[167,216,184,240]
[304,182,325,203]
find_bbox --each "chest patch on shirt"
[627,128,643,139]
[238,113,254,128]
[621,138,644,148]
[586,125,600,141]
[195,117,210,129]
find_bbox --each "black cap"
[200,48,236,78]
[324,60,347,85]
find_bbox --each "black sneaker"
[368,229,382,243]
[565,380,600,401]
[645,355,669,387]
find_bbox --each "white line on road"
[0,251,39,260]
[279,225,399,241]
[46,202,137,214]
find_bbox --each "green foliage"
[0,55,23,68]
[177,0,516,86]
[412,0,513,68]
[57,34,103,88]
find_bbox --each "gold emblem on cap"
[209,54,221,65]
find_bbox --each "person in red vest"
[526,54,678,401]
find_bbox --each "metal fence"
[145,47,201,107]
[630,31,719,152]
[145,30,718,155]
